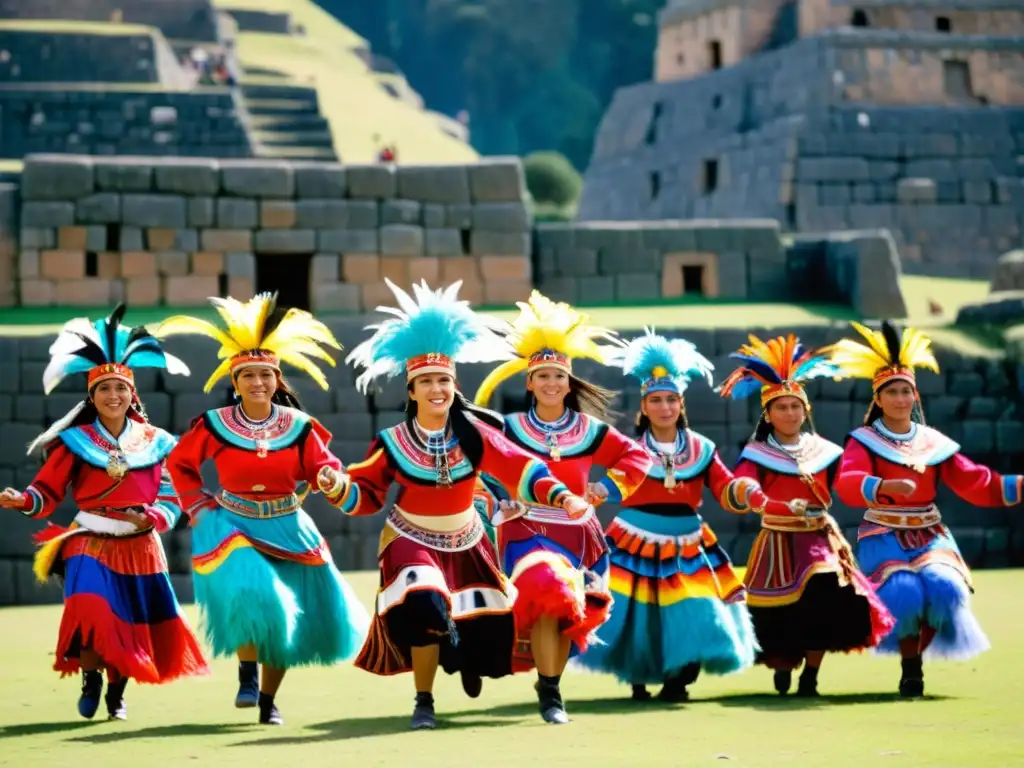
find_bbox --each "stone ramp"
[0,0,220,42]
[240,82,338,161]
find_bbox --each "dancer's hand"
[496,500,526,523]
[317,466,346,495]
[562,494,591,520]
[585,482,609,506]
[880,478,917,498]
[0,488,25,510]
[787,499,809,517]
[123,509,153,531]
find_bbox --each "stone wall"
[0,0,221,43]
[14,154,533,312]
[226,9,292,35]
[800,0,1024,38]
[0,91,254,160]
[580,30,1024,278]
[2,322,1021,605]
[0,183,16,308]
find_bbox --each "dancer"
[157,293,369,725]
[330,279,591,730]
[0,305,208,720]
[575,329,765,701]
[719,333,894,696]
[829,321,1022,697]
[473,292,652,724]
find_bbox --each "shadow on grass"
[0,721,97,739]
[710,691,954,710]
[67,723,257,743]
[231,714,508,745]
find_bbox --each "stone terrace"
[0,0,220,43]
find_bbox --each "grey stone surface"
[471,202,530,232]
[381,199,422,226]
[21,202,74,228]
[225,252,256,278]
[95,159,153,192]
[187,197,216,228]
[294,200,348,229]
[217,198,258,229]
[424,228,464,257]
[346,165,396,199]
[397,165,471,204]
[254,229,316,254]
[422,203,446,229]
[122,194,187,228]
[154,160,221,196]
[379,224,425,257]
[221,160,295,198]
[318,228,379,254]
[469,158,526,202]
[21,155,94,200]
[469,230,530,256]
[295,163,346,198]
[76,193,121,224]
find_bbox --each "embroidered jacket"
[166,405,344,519]
[833,420,1023,509]
[337,414,571,518]
[732,433,844,512]
[20,418,181,532]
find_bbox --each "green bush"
[523,151,582,207]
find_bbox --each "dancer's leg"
[410,645,440,730]
[532,616,570,724]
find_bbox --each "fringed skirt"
[191,502,369,669]
[745,515,894,669]
[33,522,208,683]
[498,505,611,673]
[356,508,515,678]
[857,521,988,660]
[577,510,756,684]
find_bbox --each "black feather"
[105,303,127,363]
[880,321,902,363]
[122,336,164,365]
[259,293,287,344]
[68,331,108,367]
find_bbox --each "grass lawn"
[1,569,1022,767]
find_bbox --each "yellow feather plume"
[153,293,343,393]
[826,321,939,382]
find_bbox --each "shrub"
[523,151,582,207]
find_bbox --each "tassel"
[662,453,676,490]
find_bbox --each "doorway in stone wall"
[255,252,313,310]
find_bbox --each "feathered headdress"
[346,279,513,394]
[717,334,838,409]
[474,291,624,407]
[29,303,190,454]
[617,327,713,397]
[826,321,938,393]
[154,293,341,393]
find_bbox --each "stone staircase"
[239,82,337,161]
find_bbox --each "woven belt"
[761,509,828,532]
[388,506,483,552]
[217,489,301,519]
[521,503,595,526]
[74,510,143,537]
[864,506,941,529]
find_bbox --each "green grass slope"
[1,569,1023,767]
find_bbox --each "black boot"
[460,668,483,699]
[773,669,792,696]
[235,661,259,708]
[78,670,104,719]
[631,684,652,702]
[659,663,700,702]
[105,676,128,720]
[796,666,820,698]
[535,674,569,724]
[411,692,436,730]
[899,656,924,698]
[258,692,283,725]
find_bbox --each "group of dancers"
[2,280,1020,730]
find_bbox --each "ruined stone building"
[579,0,1024,278]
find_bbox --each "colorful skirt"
[857,521,989,660]
[191,500,369,669]
[577,510,756,684]
[356,508,515,678]
[33,522,208,683]
[745,515,894,668]
[498,505,613,673]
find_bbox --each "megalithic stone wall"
[1,322,1022,606]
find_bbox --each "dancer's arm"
[941,453,1023,507]
[165,418,218,522]
[0,442,76,518]
[323,438,394,516]
[707,453,787,515]
[142,463,183,532]
[475,422,574,509]
[833,439,917,506]
[590,425,653,503]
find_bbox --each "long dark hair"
[406,385,504,465]
[527,372,619,421]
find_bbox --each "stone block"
[484,279,532,305]
[422,204,446,229]
[119,226,144,251]
[995,421,1024,454]
[599,248,660,275]
[380,225,424,257]
[397,165,471,204]
[796,158,870,182]
[55,278,112,306]
[309,253,340,283]
[295,163,346,198]
[254,229,316,254]
[962,181,992,205]
[156,251,189,277]
[146,228,175,250]
[424,228,464,257]
[319,229,378,253]
[20,229,54,249]
[217,198,258,229]
[225,252,255,278]
[164,275,220,306]
[959,420,994,455]
[578,275,616,304]
[346,164,396,199]
[469,158,525,202]
[125,275,161,306]
[260,200,297,228]
[311,282,361,314]
[192,252,224,275]
[381,199,423,226]
[119,251,156,278]
[76,193,121,224]
[472,202,530,232]
[154,160,220,196]
[445,203,473,229]
[439,256,479,284]
[122,195,187,228]
[201,229,253,252]
[292,200,344,229]
[221,160,294,198]
[227,276,255,301]
[469,231,529,256]
[18,249,39,278]
[717,253,748,300]
[615,273,659,302]
[949,372,984,398]
[557,248,598,277]
[22,202,74,228]
[344,200,380,229]
[94,159,153,192]
[85,226,107,252]
[408,257,440,285]
[57,226,87,251]
[341,254,380,284]
[379,257,408,284]
[897,179,937,204]
[19,279,55,306]
[40,250,84,280]
[479,255,531,282]
[21,155,94,200]
[187,197,216,228]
